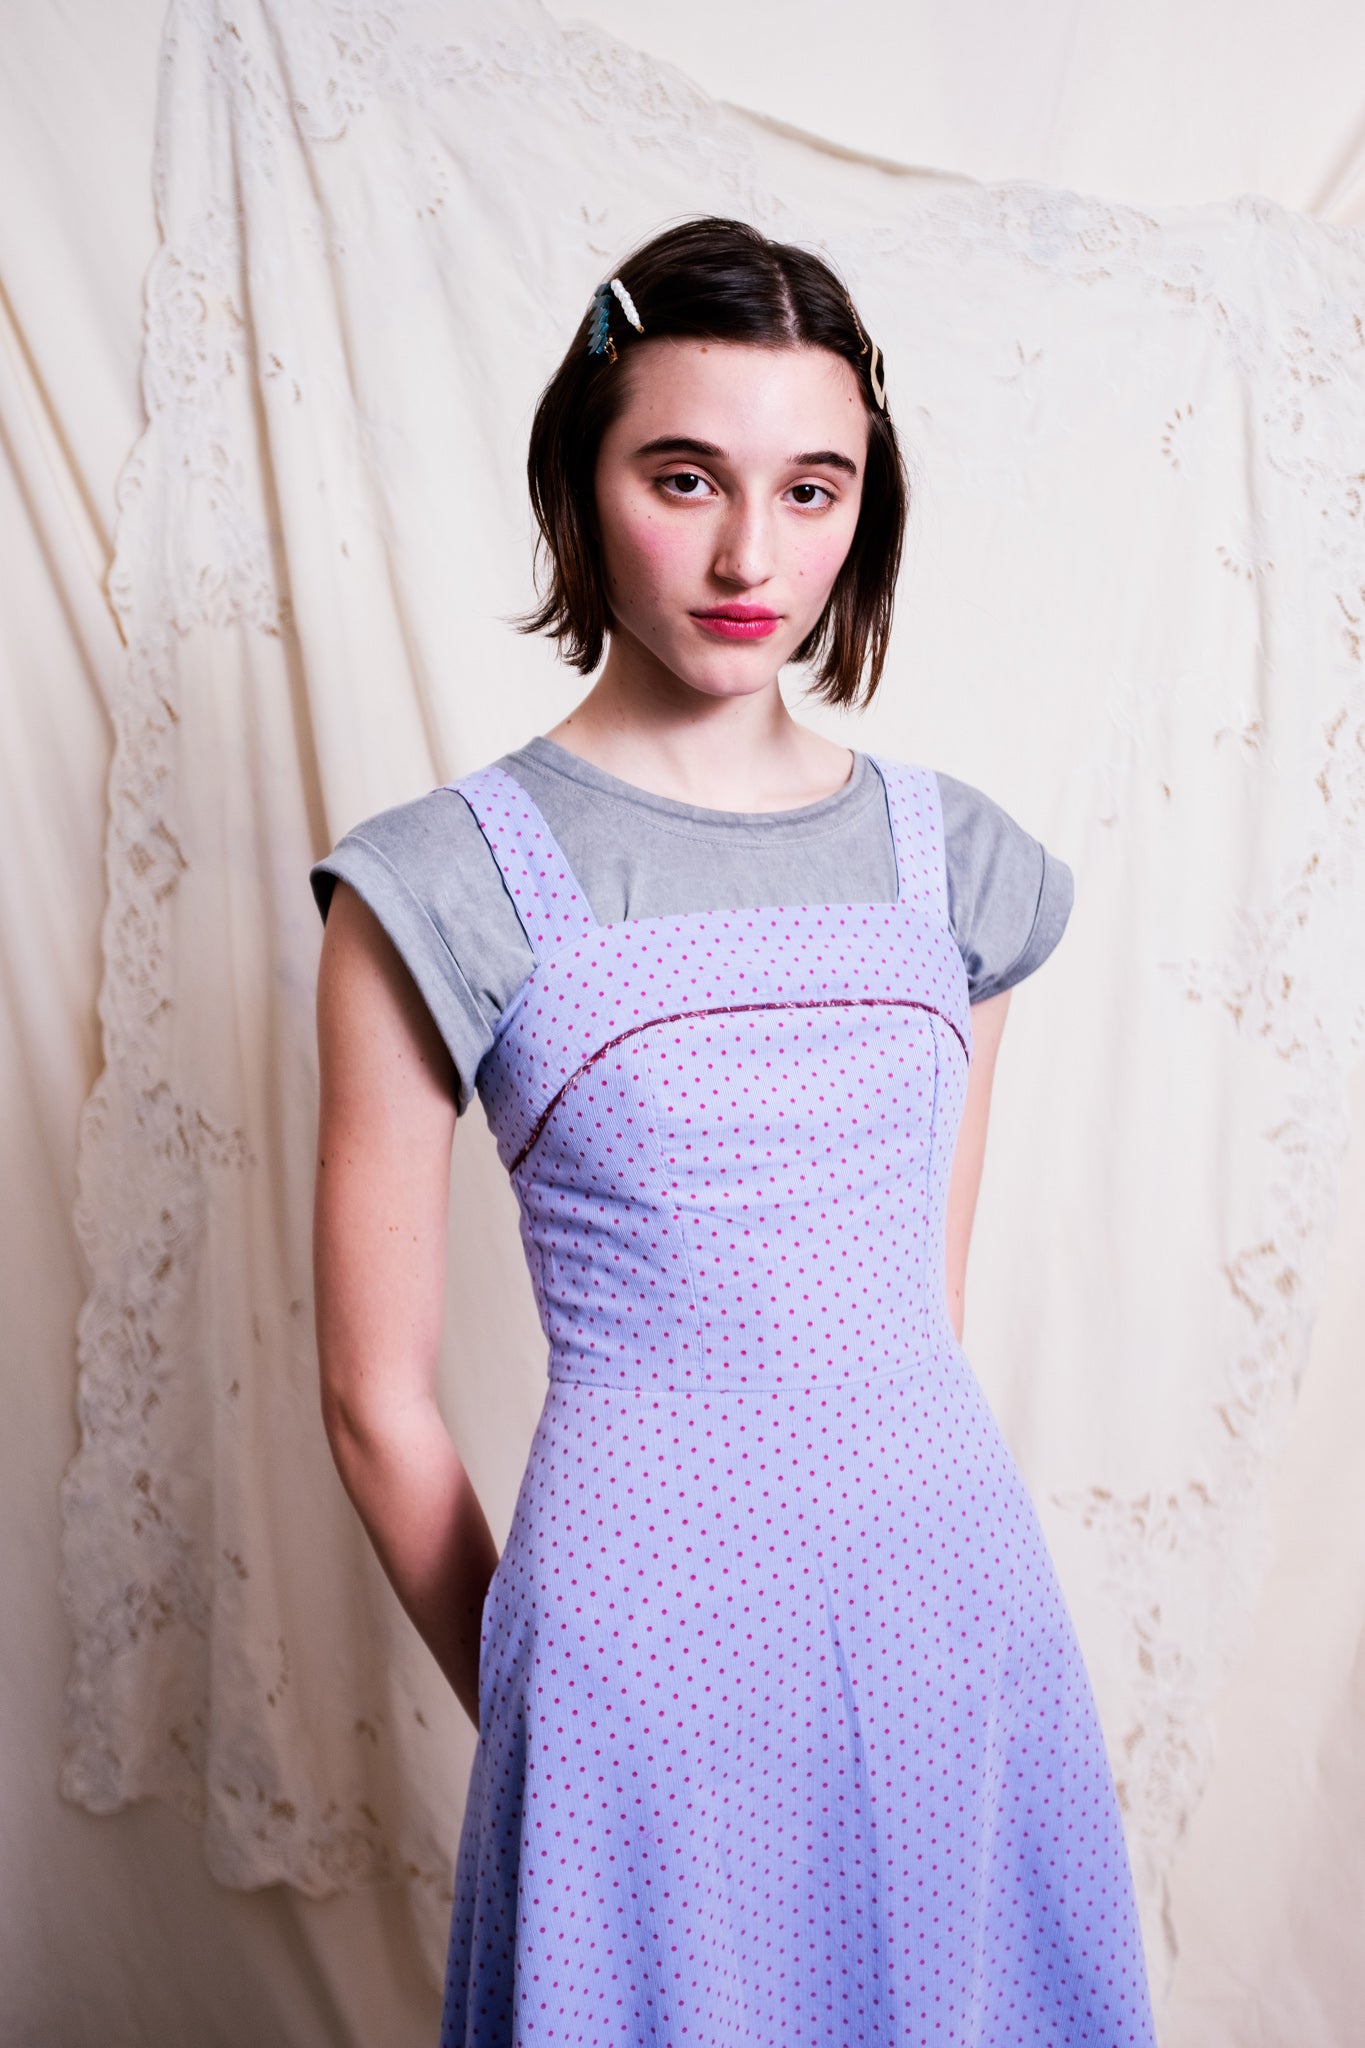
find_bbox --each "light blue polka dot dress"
[439,755,1155,2046]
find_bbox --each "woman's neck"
[543,659,855,814]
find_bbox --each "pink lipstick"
[691,605,782,641]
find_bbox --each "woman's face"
[592,339,869,705]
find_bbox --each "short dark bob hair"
[520,216,909,711]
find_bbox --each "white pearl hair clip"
[608,277,644,332]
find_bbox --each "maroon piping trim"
[507,996,968,1175]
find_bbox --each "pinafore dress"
[440,754,1155,2047]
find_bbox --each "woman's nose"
[712,497,774,590]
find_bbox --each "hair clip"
[588,275,645,364]
[608,276,643,333]
[845,295,887,412]
[588,282,614,361]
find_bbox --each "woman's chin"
[665,631,804,700]
[601,618,812,705]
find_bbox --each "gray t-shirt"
[310,736,1074,1115]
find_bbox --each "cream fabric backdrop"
[5,3,1365,2044]
[548,0,1365,225]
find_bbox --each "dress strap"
[865,755,950,922]
[445,763,599,957]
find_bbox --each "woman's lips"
[691,607,782,641]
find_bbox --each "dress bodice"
[449,755,973,1392]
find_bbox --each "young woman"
[312,217,1155,2046]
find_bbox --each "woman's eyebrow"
[633,435,859,476]
[793,448,859,477]
[633,436,725,461]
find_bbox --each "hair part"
[519,216,909,711]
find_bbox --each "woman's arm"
[313,880,499,1729]
[943,987,1012,1343]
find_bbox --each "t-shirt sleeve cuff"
[970,848,1075,1003]
[310,834,483,1115]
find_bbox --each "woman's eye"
[788,482,834,508]
[661,471,712,498]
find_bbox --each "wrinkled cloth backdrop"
[5,2,1365,2044]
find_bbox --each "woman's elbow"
[318,1360,395,1479]
[317,1349,438,1480]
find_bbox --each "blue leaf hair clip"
[587,275,645,365]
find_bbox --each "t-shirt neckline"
[513,733,872,829]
